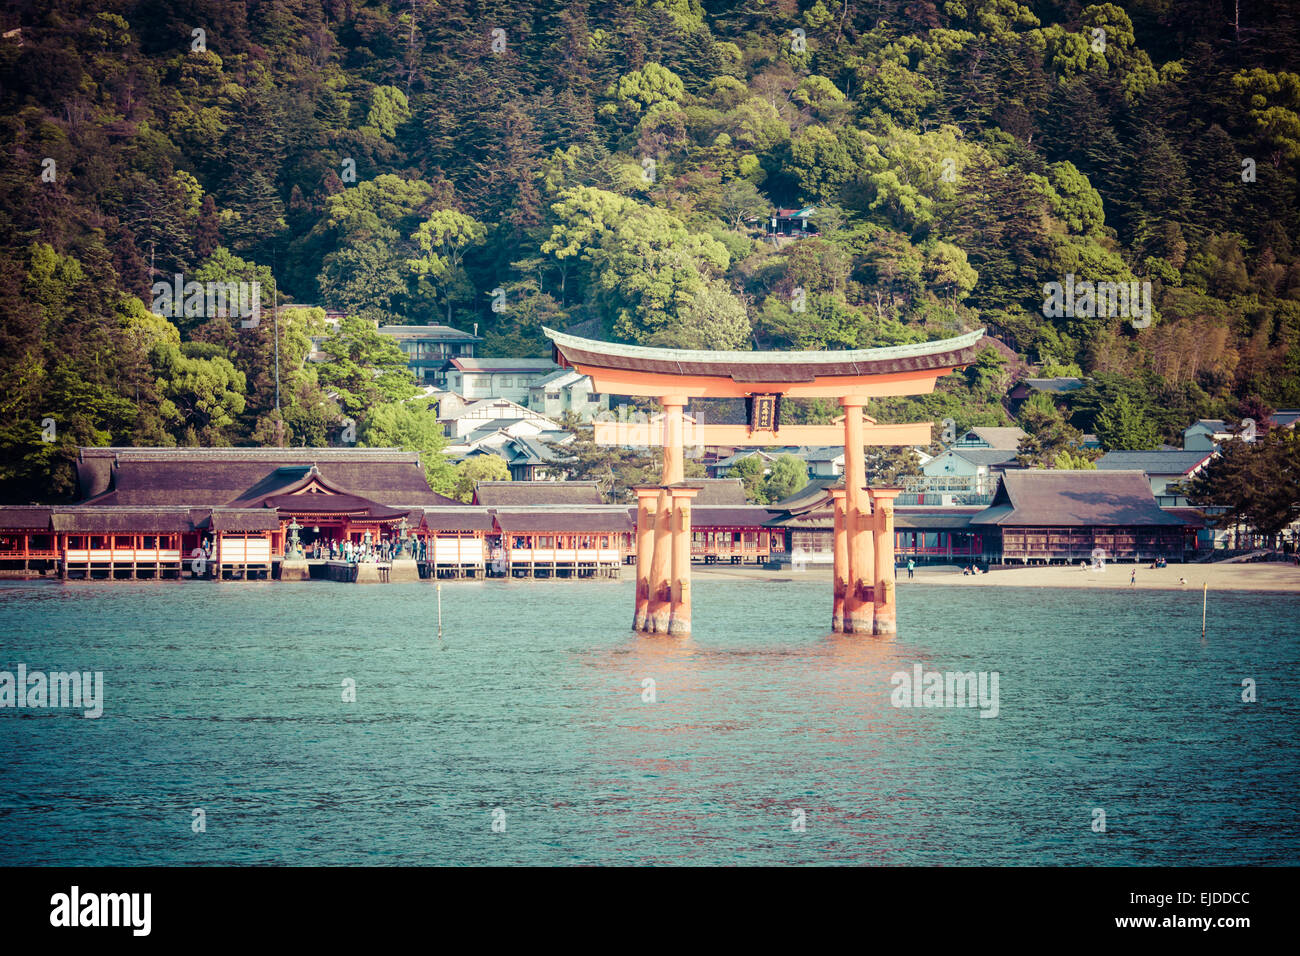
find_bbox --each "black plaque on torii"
[745,393,782,434]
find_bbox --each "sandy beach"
[692,561,1300,593]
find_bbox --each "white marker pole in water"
[437,582,443,640]
[1202,581,1208,637]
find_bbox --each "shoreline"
[4,563,1298,593]
[693,562,1300,593]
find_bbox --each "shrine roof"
[261,491,408,519]
[492,507,634,533]
[75,448,457,509]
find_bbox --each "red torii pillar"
[830,487,849,632]
[646,486,674,633]
[841,399,875,634]
[869,487,902,636]
[667,484,700,636]
[632,487,659,631]
[636,395,702,636]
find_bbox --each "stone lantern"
[286,517,304,559]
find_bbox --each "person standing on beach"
[1130,568,1136,587]
[907,558,915,579]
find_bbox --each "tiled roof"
[942,448,1021,466]
[770,477,840,510]
[207,509,283,532]
[959,427,1027,449]
[53,508,197,533]
[376,324,480,341]
[450,358,559,373]
[510,436,564,464]
[713,448,785,468]
[690,505,778,528]
[531,368,585,387]
[493,508,632,533]
[74,448,457,508]
[1096,450,1214,475]
[0,506,53,529]
[414,508,496,532]
[1023,377,1084,393]
[894,512,977,530]
[970,470,1185,527]
[474,481,604,506]
[691,479,750,506]
[1267,410,1300,428]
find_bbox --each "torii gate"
[544,327,986,637]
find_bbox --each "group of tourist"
[904,558,985,577]
[304,536,429,564]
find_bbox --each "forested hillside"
[2,0,1299,501]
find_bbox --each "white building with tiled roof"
[526,368,610,421]
[445,358,560,404]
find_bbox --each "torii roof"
[545,327,986,382]
[544,327,986,390]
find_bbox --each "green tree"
[865,446,923,484]
[788,126,859,204]
[1017,392,1086,467]
[359,399,455,494]
[1093,393,1159,450]
[715,179,769,231]
[764,453,808,502]
[151,342,247,444]
[406,210,487,323]
[603,64,686,122]
[730,454,769,502]
[1185,431,1300,547]
[316,316,416,415]
[1053,450,1099,469]
[451,454,512,502]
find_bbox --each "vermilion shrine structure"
[545,327,987,637]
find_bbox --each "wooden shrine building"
[45,447,463,579]
[970,470,1190,563]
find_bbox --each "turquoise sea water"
[0,578,1296,865]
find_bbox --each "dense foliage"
[1,0,1298,501]
[1184,427,1300,542]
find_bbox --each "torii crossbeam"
[544,327,986,637]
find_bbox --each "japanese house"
[970,470,1191,564]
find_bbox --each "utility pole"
[273,275,280,413]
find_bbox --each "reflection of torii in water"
[544,327,986,637]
